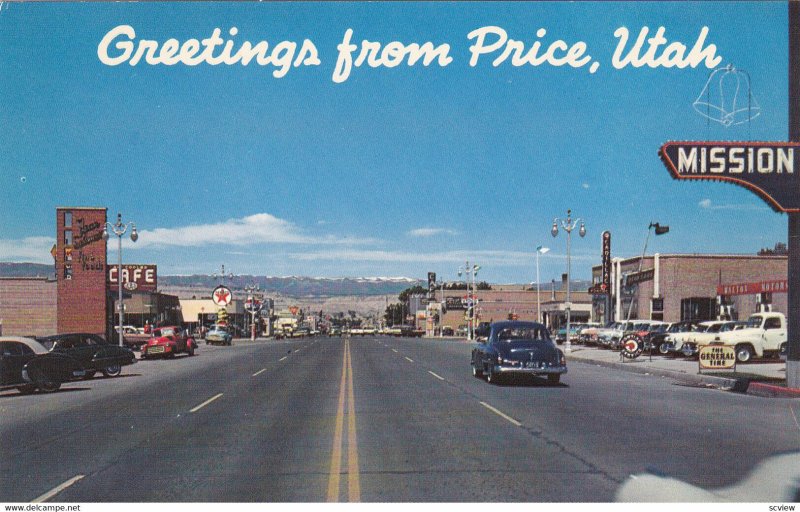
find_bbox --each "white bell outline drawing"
[693,64,761,127]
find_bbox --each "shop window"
[680,297,715,322]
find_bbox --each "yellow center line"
[327,338,360,502]
[326,339,348,502]
[346,339,361,501]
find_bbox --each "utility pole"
[787,0,800,389]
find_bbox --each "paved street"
[1,336,799,502]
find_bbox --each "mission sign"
[660,141,800,212]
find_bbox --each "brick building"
[429,277,592,333]
[591,253,788,324]
[56,207,108,336]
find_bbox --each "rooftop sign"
[659,141,800,212]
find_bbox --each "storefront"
[590,253,787,323]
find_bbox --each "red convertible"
[140,326,196,359]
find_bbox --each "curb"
[567,353,744,391]
[746,382,800,398]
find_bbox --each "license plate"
[149,346,165,353]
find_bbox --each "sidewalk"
[565,345,799,398]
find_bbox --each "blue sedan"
[471,321,567,385]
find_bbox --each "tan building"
[430,277,592,333]
[591,253,788,324]
[0,277,57,336]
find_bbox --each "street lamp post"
[535,246,550,323]
[624,222,669,323]
[103,213,138,347]
[244,284,260,341]
[551,210,586,353]
[458,262,480,340]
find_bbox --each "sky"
[0,1,791,283]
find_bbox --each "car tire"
[472,363,483,378]
[486,367,501,385]
[547,374,561,385]
[17,384,36,394]
[32,370,61,393]
[102,365,122,377]
[83,371,97,380]
[736,344,754,363]
[188,344,195,356]
[658,343,670,355]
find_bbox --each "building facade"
[0,277,57,336]
[590,253,788,324]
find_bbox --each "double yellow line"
[327,337,360,502]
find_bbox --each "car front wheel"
[736,344,754,363]
[102,365,122,377]
[32,370,61,393]
[486,367,501,385]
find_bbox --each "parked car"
[205,326,232,346]
[141,326,196,359]
[471,321,566,385]
[441,326,454,336]
[680,321,749,357]
[37,333,136,378]
[645,321,697,354]
[0,336,85,393]
[713,312,788,362]
[662,321,725,356]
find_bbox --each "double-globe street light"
[551,209,585,353]
[458,262,481,341]
[103,213,138,347]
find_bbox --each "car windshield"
[496,326,549,343]
[745,316,762,328]
[154,328,175,337]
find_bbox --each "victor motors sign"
[108,264,157,292]
[660,141,800,212]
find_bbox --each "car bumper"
[492,365,567,376]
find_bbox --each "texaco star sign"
[212,285,233,307]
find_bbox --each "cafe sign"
[660,141,800,212]
[108,264,157,292]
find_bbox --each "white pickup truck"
[713,312,787,362]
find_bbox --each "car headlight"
[496,354,503,364]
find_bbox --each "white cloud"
[127,213,376,249]
[407,227,457,237]
[0,236,55,263]
[582,183,590,189]
[699,198,769,211]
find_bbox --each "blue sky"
[0,1,790,283]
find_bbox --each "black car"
[0,337,85,393]
[471,321,566,385]
[37,333,136,378]
[647,321,698,355]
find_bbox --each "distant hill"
[0,262,54,278]
[0,262,592,296]
[161,275,424,297]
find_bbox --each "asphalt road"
[1,335,799,502]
